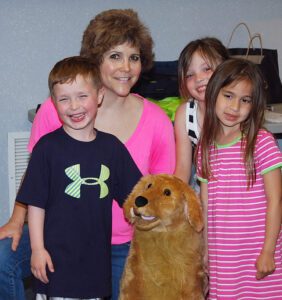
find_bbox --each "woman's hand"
[0,202,27,251]
[0,219,23,251]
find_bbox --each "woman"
[0,9,175,300]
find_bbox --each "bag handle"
[246,33,263,60]
[227,22,254,49]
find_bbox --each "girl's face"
[100,42,142,98]
[215,79,253,135]
[52,74,104,140]
[185,51,214,102]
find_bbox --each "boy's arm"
[28,205,54,283]
[0,202,27,251]
[256,168,282,280]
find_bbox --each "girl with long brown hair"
[198,58,282,299]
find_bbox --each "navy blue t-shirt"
[17,127,142,298]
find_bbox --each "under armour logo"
[65,164,110,199]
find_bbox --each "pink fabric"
[28,98,61,153]
[198,130,282,299]
[28,95,175,244]
[112,95,175,243]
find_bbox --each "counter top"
[264,104,282,134]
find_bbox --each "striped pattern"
[185,100,200,147]
[201,130,282,299]
[65,164,83,198]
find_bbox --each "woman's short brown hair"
[80,9,154,72]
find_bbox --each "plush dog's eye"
[163,189,171,196]
[147,183,152,189]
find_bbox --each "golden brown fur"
[119,174,206,300]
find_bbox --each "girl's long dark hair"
[198,58,268,187]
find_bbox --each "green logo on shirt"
[65,164,110,199]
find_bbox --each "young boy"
[16,56,142,300]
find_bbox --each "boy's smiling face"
[52,74,104,141]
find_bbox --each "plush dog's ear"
[123,189,136,224]
[183,185,203,232]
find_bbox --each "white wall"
[1,0,282,224]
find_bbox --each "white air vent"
[8,132,30,216]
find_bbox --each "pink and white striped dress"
[198,130,282,299]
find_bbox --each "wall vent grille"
[8,132,30,216]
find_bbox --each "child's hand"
[255,250,275,280]
[31,248,54,284]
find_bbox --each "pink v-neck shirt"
[28,95,175,244]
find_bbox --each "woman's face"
[100,42,142,97]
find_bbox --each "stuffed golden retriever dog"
[119,174,205,300]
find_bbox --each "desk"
[264,104,282,134]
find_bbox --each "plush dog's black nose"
[135,196,148,207]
